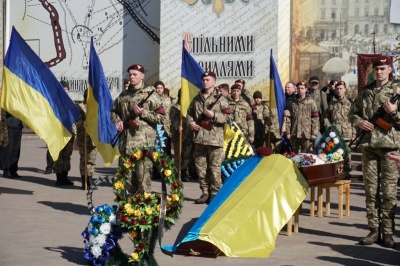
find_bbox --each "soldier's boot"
[207,193,217,204]
[62,172,74,186]
[359,228,380,245]
[382,234,395,248]
[55,173,63,186]
[195,193,209,204]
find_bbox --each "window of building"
[364,24,369,36]
[374,24,379,34]
[355,8,359,17]
[321,9,326,20]
[355,24,360,35]
[365,8,369,17]
[383,24,388,34]
[374,8,379,16]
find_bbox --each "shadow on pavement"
[310,241,400,265]
[0,187,34,195]
[38,201,88,215]
[44,246,87,265]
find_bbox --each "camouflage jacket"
[159,94,172,136]
[325,96,355,140]
[269,108,282,138]
[285,96,320,138]
[111,83,164,153]
[229,96,255,137]
[187,89,232,147]
[349,80,400,148]
[241,89,255,106]
[308,89,328,114]
[169,103,191,143]
[253,102,269,137]
[75,103,96,148]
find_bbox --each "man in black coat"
[3,112,23,178]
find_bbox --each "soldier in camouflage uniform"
[170,90,194,182]
[187,71,232,204]
[324,81,355,178]
[268,108,282,152]
[285,81,320,153]
[235,79,255,106]
[228,84,255,143]
[308,76,328,133]
[111,64,165,195]
[349,55,400,248]
[217,83,230,99]
[54,80,75,186]
[252,90,269,149]
[76,89,98,190]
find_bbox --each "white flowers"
[337,148,344,155]
[329,132,337,138]
[90,245,102,258]
[100,223,111,234]
[109,213,116,224]
[333,137,339,144]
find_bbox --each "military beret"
[231,84,241,91]
[127,64,145,73]
[201,71,216,79]
[296,81,307,87]
[235,79,246,85]
[373,55,392,67]
[335,81,346,87]
[218,83,229,90]
[256,147,273,157]
[253,91,262,99]
[309,76,320,83]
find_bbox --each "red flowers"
[160,160,167,167]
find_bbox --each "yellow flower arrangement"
[113,147,183,264]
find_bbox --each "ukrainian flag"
[84,38,120,166]
[269,49,286,134]
[165,154,308,257]
[1,27,79,160]
[180,41,203,117]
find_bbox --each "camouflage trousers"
[78,146,97,176]
[53,137,74,173]
[290,137,312,154]
[344,140,352,176]
[362,147,399,234]
[194,144,224,195]
[118,156,152,195]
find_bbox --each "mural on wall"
[160,1,291,100]
[7,0,160,100]
[291,0,400,98]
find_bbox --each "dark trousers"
[3,127,22,174]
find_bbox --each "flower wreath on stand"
[82,146,183,266]
[313,124,348,163]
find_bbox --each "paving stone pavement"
[0,136,399,266]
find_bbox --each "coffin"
[299,161,345,186]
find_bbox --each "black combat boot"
[359,228,380,245]
[195,194,209,204]
[55,173,63,186]
[62,172,74,186]
[382,234,395,248]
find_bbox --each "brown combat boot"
[359,228,380,245]
[195,194,209,204]
[382,234,395,248]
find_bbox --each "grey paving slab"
[0,137,399,266]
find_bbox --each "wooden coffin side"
[299,161,345,186]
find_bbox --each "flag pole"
[84,131,88,190]
[178,113,183,182]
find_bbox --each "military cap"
[231,84,241,91]
[127,64,145,73]
[154,80,165,88]
[309,76,320,83]
[218,83,229,90]
[296,81,307,87]
[235,79,246,85]
[372,55,392,67]
[201,71,216,79]
[335,81,346,87]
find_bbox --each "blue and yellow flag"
[84,38,120,166]
[164,154,308,257]
[1,27,79,160]
[180,41,203,117]
[269,49,286,134]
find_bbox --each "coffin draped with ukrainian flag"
[163,154,309,258]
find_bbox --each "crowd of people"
[1,55,399,248]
